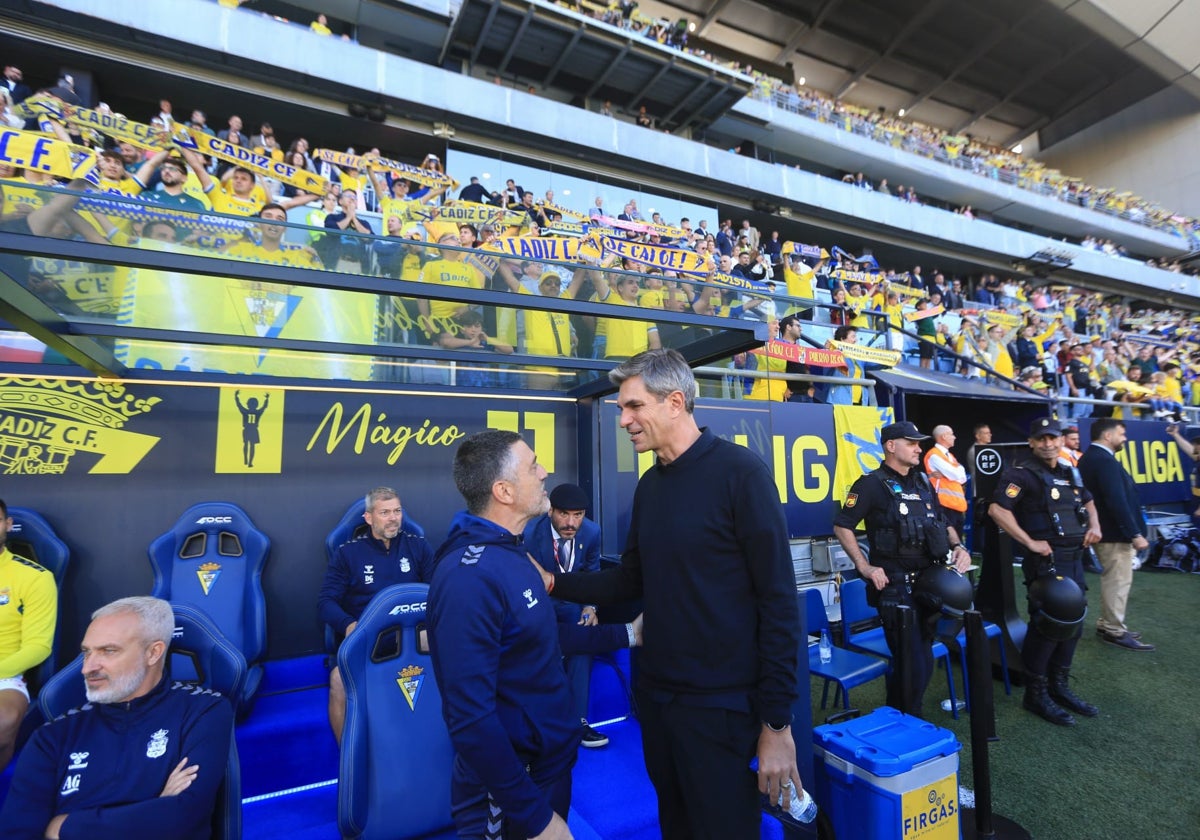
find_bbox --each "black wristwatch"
[764,717,792,732]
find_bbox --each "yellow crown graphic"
[0,377,160,429]
[398,664,424,679]
[198,562,221,572]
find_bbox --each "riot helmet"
[1027,574,1087,640]
[915,564,974,618]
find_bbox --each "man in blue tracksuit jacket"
[2,596,233,840]
[318,486,435,744]
[429,430,635,840]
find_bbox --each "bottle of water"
[780,784,818,823]
[819,629,832,664]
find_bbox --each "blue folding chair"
[338,583,452,840]
[803,587,888,710]
[37,603,244,840]
[839,577,962,718]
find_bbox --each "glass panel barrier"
[0,183,786,388]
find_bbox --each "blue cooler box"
[813,707,961,840]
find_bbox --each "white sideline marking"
[242,778,338,804]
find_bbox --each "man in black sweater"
[534,349,802,840]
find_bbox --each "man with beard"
[523,483,608,748]
[0,497,57,770]
[1077,419,1155,652]
[142,151,209,213]
[318,487,434,744]
[2,596,234,839]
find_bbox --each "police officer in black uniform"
[834,421,972,717]
[988,417,1102,726]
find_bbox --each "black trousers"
[874,582,936,717]
[635,687,762,840]
[1021,549,1085,677]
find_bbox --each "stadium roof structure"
[440,0,756,132]
[636,0,1200,148]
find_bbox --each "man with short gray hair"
[534,348,803,839]
[923,424,968,538]
[2,596,234,839]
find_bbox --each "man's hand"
[578,606,598,626]
[756,725,803,807]
[631,613,644,646]
[160,757,199,797]
[950,546,972,573]
[345,621,358,635]
[1025,539,1053,557]
[529,812,573,839]
[526,553,554,593]
[44,815,67,840]
[1131,535,1149,551]
[864,565,889,591]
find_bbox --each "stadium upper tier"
[6,0,1199,304]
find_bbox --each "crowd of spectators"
[203,0,1200,261]
[748,76,1200,250]
[2,57,1198,411]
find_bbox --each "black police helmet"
[1028,574,1087,641]
[914,565,974,618]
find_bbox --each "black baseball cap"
[1029,417,1063,437]
[880,421,929,442]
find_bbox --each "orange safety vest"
[1058,447,1079,468]
[923,447,968,512]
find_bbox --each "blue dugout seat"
[38,603,244,840]
[5,506,70,693]
[337,583,453,840]
[149,502,269,715]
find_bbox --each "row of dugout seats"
[12,496,385,716]
[10,493,456,839]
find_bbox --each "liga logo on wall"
[0,377,161,474]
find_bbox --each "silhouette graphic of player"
[234,391,270,467]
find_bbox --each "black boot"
[1048,666,1099,717]
[1023,674,1075,726]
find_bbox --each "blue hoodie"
[428,511,623,837]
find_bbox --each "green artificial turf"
[810,567,1200,840]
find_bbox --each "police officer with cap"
[834,420,972,717]
[988,417,1102,726]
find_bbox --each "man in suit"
[2,66,31,104]
[1077,419,1156,651]
[523,483,608,748]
